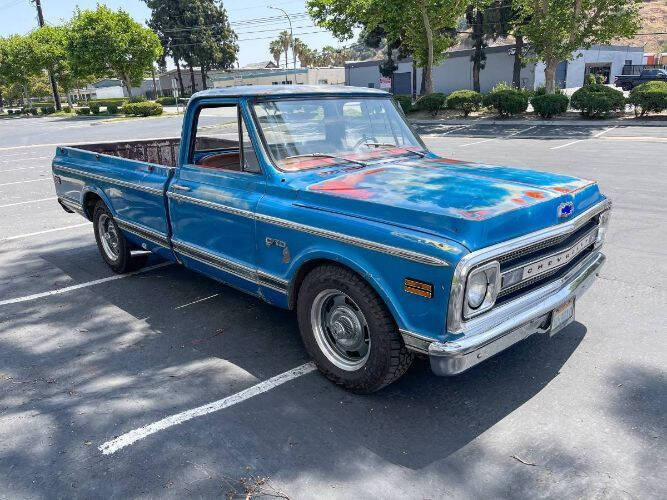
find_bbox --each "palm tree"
[268,39,282,67]
[277,30,292,70]
[291,38,310,67]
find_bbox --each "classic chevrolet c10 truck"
[52,86,611,393]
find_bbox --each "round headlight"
[466,272,488,309]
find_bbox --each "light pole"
[267,5,297,84]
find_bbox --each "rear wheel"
[297,264,413,393]
[93,201,147,273]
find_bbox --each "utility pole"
[32,0,61,110]
[267,6,297,84]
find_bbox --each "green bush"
[62,106,72,113]
[76,107,91,115]
[106,104,119,114]
[627,80,667,116]
[7,109,13,115]
[27,107,39,116]
[90,103,101,115]
[156,96,176,105]
[89,98,127,107]
[122,101,163,117]
[484,88,529,116]
[178,97,190,105]
[530,93,569,119]
[446,90,483,117]
[41,105,56,115]
[127,95,148,103]
[570,84,625,118]
[393,95,413,113]
[413,92,447,116]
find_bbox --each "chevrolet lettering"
[51,86,610,393]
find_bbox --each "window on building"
[367,83,375,88]
[318,79,328,84]
[272,81,279,85]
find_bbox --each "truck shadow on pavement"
[0,243,591,496]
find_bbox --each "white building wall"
[93,86,125,99]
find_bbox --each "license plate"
[551,298,575,336]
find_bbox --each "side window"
[190,103,260,174]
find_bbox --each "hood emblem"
[557,201,574,218]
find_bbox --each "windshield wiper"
[283,153,367,168]
[363,143,426,158]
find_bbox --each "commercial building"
[345,43,644,93]
[68,78,161,101]
[210,67,345,88]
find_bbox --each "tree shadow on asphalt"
[0,240,600,497]
[413,123,612,140]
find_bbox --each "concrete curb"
[409,118,667,127]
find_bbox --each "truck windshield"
[253,97,426,171]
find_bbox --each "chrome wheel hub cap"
[98,213,120,261]
[311,289,370,371]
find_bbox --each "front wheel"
[297,264,413,393]
[93,201,147,273]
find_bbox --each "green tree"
[483,0,529,88]
[291,38,312,67]
[518,0,641,93]
[269,39,283,67]
[277,30,292,69]
[0,35,37,105]
[308,0,466,94]
[68,5,162,97]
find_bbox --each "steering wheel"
[352,135,378,152]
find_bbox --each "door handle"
[172,184,191,192]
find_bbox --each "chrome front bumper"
[429,251,605,376]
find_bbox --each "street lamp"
[267,5,298,84]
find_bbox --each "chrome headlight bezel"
[463,261,501,319]
[594,208,612,248]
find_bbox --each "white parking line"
[0,262,172,306]
[0,155,51,163]
[0,165,47,173]
[550,126,618,150]
[460,126,536,147]
[0,223,90,242]
[98,362,317,455]
[0,178,50,187]
[174,293,219,310]
[0,197,56,208]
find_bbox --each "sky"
[0,0,346,67]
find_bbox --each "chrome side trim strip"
[168,191,449,267]
[54,165,164,196]
[255,212,450,267]
[171,238,288,294]
[447,199,611,333]
[59,197,85,215]
[115,218,169,247]
[167,191,255,219]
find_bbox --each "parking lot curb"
[409,118,667,127]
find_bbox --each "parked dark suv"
[615,69,667,90]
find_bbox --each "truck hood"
[295,156,604,251]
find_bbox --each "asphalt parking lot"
[1,115,665,498]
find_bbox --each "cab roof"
[190,84,390,100]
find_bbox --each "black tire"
[297,264,413,393]
[92,201,148,273]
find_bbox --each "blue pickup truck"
[52,86,610,393]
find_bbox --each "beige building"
[210,67,345,88]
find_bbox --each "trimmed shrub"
[28,107,39,116]
[156,96,176,105]
[106,104,119,114]
[446,90,483,117]
[394,95,413,113]
[127,95,148,103]
[484,88,529,116]
[63,106,72,113]
[90,103,101,115]
[122,101,163,117]
[178,97,190,105]
[89,98,127,107]
[530,93,569,119]
[570,84,625,118]
[413,92,447,116]
[42,106,56,115]
[627,80,667,116]
[7,109,14,115]
[76,107,91,115]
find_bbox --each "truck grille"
[495,217,599,304]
